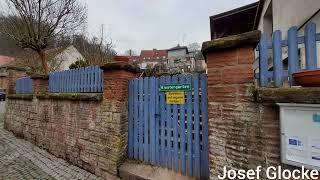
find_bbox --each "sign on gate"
[159,83,191,92]
[166,92,185,104]
[128,74,209,179]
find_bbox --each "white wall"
[55,46,84,70]
[258,0,320,38]
[168,49,188,66]
[168,49,187,59]
[273,0,320,38]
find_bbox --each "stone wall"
[4,63,138,180]
[203,31,282,180]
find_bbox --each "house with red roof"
[138,49,167,69]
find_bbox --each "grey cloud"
[86,0,257,53]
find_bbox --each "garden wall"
[4,63,138,180]
[202,31,320,180]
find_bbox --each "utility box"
[278,103,320,169]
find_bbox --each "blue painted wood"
[179,75,186,175]
[297,36,305,44]
[16,77,33,94]
[166,75,172,169]
[138,77,144,161]
[76,69,79,92]
[143,77,149,162]
[81,67,85,92]
[172,75,179,172]
[154,78,161,165]
[272,30,283,87]
[193,74,200,177]
[288,26,299,85]
[91,67,95,92]
[48,66,103,93]
[259,34,269,87]
[133,79,139,159]
[186,75,193,176]
[159,76,166,167]
[128,80,134,159]
[150,77,156,165]
[200,74,209,179]
[128,74,208,178]
[305,23,317,70]
[65,71,71,92]
[155,78,160,165]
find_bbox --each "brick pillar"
[99,62,139,177]
[202,31,261,179]
[7,67,27,95]
[31,75,49,94]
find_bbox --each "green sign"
[159,83,191,92]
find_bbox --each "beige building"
[254,0,320,72]
[257,0,320,37]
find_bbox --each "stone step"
[119,161,196,180]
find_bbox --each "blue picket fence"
[16,77,33,94]
[259,22,320,87]
[128,74,209,179]
[49,66,103,93]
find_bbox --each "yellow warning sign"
[166,92,185,104]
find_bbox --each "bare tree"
[124,49,136,56]
[0,0,87,74]
[188,42,201,52]
[73,25,116,66]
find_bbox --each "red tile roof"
[0,55,15,66]
[139,49,167,61]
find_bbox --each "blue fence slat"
[77,69,80,92]
[96,66,100,92]
[186,75,193,176]
[90,67,94,92]
[179,75,186,175]
[133,79,139,159]
[48,66,103,93]
[193,74,200,177]
[150,77,156,165]
[128,80,134,159]
[80,68,84,92]
[155,78,160,165]
[63,71,67,92]
[305,22,317,70]
[159,76,166,167]
[128,74,208,178]
[272,30,283,87]
[16,77,33,94]
[143,77,149,162]
[259,34,269,87]
[172,75,179,172]
[166,75,172,169]
[288,26,299,85]
[200,74,209,179]
[138,77,144,161]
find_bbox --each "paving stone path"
[0,123,102,180]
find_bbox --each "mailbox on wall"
[278,103,320,169]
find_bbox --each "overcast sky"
[86,0,257,54]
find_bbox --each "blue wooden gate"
[128,74,209,179]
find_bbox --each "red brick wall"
[4,68,136,180]
[206,46,281,179]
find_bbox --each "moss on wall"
[36,93,103,101]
